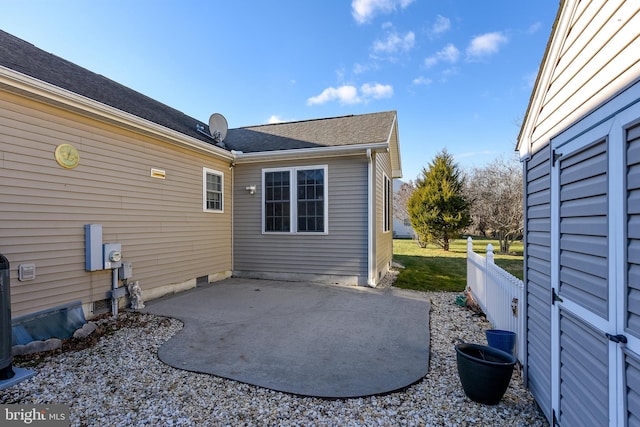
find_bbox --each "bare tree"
[466,155,523,253]
[393,180,415,222]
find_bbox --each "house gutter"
[233,142,389,164]
[0,66,233,160]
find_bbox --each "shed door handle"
[606,333,628,344]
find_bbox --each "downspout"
[521,155,529,386]
[367,149,376,287]
[230,161,235,275]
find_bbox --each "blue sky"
[1,0,558,181]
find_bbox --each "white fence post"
[486,243,494,264]
[466,239,525,365]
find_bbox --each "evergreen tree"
[408,150,471,250]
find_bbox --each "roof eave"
[233,142,390,164]
[0,65,233,160]
[516,0,573,160]
[388,112,402,179]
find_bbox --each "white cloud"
[307,85,360,106]
[424,56,438,68]
[466,32,508,59]
[307,82,393,105]
[439,44,460,62]
[412,76,432,86]
[361,82,393,99]
[268,115,285,124]
[431,15,450,36]
[372,31,415,55]
[351,0,415,24]
[424,43,460,68]
[527,22,541,34]
[353,63,369,74]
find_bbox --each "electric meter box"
[103,243,122,270]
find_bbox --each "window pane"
[265,171,291,232]
[205,171,223,211]
[297,169,324,232]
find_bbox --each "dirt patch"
[13,312,166,367]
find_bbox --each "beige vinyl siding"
[0,92,232,318]
[233,156,369,284]
[530,0,640,154]
[375,151,393,281]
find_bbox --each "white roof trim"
[233,142,390,164]
[517,0,578,159]
[388,113,402,178]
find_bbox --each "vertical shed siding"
[375,151,393,280]
[525,143,552,420]
[531,1,640,153]
[0,93,232,318]
[628,123,640,337]
[559,310,609,426]
[627,123,640,424]
[233,156,369,283]
[626,352,640,425]
[559,140,609,318]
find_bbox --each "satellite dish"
[208,113,228,142]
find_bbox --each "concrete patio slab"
[141,278,430,398]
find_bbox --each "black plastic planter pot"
[455,343,516,405]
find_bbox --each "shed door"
[625,123,640,425]
[551,112,640,426]
[552,138,612,427]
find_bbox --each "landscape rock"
[73,322,97,339]
[12,338,62,356]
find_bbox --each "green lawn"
[392,237,523,292]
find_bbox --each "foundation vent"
[92,299,110,315]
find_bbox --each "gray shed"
[517,1,640,425]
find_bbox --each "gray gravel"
[1,285,549,426]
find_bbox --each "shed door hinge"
[552,288,563,305]
[606,333,628,344]
[552,149,562,167]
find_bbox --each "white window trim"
[262,165,328,234]
[383,173,392,233]
[202,167,224,213]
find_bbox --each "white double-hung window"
[263,165,328,234]
[203,167,224,212]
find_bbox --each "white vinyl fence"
[466,237,525,364]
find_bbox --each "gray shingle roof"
[0,29,215,146]
[224,111,396,153]
[0,30,397,155]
